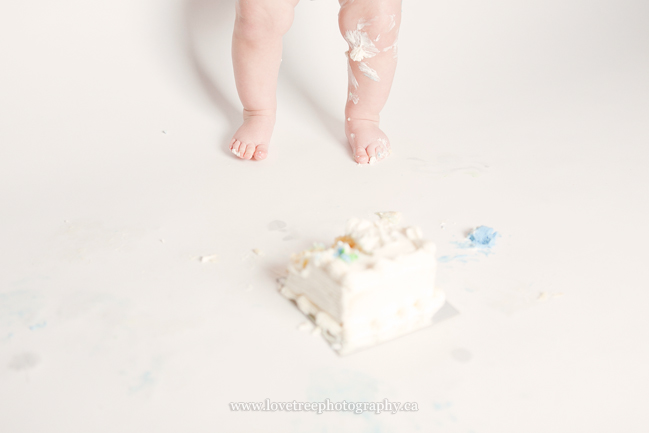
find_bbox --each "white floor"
[1,0,648,432]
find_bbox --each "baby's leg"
[339,0,401,164]
[229,0,299,160]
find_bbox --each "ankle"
[346,116,380,128]
[345,109,380,124]
[243,108,276,121]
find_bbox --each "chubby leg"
[229,0,299,160]
[339,0,401,164]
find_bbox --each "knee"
[338,1,400,50]
[235,0,295,41]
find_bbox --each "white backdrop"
[1,0,648,432]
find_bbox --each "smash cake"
[279,213,445,355]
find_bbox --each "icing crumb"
[297,321,314,332]
[252,248,264,256]
[538,291,564,301]
[200,254,219,263]
[375,211,402,224]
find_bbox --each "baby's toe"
[367,141,390,164]
[231,140,243,157]
[354,147,369,164]
[375,142,389,161]
[366,142,382,164]
[242,143,256,160]
[253,144,268,160]
[378,138,391,155]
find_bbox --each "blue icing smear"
[438,226,500,263]
[468,226,499,248]
[334,243,359,263]
[438,254,471,263]
[29,321,47,331]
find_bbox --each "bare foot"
[229,110,276,161]
[345,118,391,165]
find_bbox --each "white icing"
[387,14,396,31]
[357,17,375,30]
[280,215,444,354]
[346,54,359,89]
[359,62,380,81]
[345,30,380,62]
[382,39,399,59]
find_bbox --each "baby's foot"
[345,118,392,165]
[229,111,275,160]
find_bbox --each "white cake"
[279,213,445,355]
